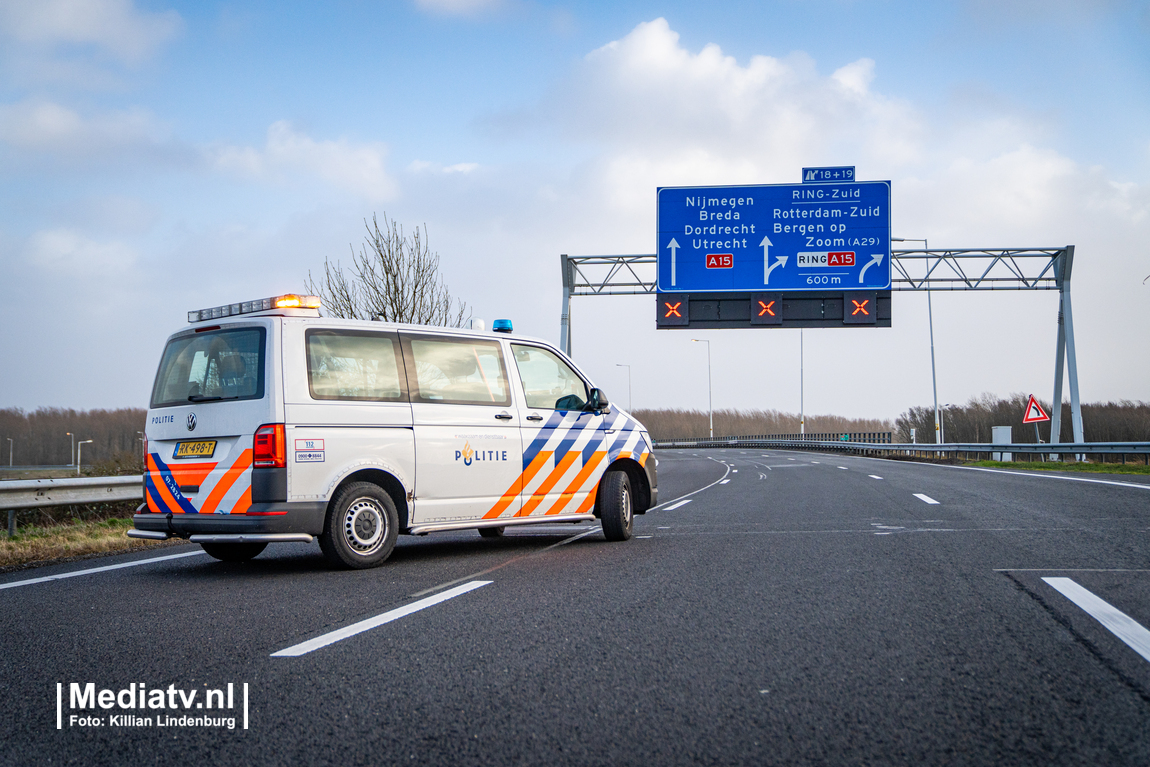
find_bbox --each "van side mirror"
[583,388,610,414]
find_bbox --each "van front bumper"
[131,501,327,540]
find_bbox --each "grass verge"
[0,518,185,572]
[966,460,1150,475]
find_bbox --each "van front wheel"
[320,482,398,569]
[599,470,633,542]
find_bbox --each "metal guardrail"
[652,437,1150,459]
[695,432,893,444]
[1,475,144,536]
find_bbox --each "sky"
[1,0,1148,424]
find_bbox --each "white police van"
[128,294,657,569]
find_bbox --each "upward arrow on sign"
[1022,394,1050,423]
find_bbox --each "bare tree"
[306,214,469,326]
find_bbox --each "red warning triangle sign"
[1022,394,1050,423]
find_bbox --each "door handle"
[495,412,514,421]
[526,414,543,421]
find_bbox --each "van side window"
[306,330,406,401]
[512,344,588,411]
[404,335,511,406]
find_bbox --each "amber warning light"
[188,294,321,323]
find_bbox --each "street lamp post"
[691,339,713,439]
[67,432,75,466]
[615,364,632,412]
[77,440,93,477]
[6,437,12,467]
[942,403,956,445]
[893,237,940,444]
[137,431,146,464]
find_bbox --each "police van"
[128,294,657,569]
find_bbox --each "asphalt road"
[4,449,1150,765]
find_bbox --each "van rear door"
[144,323,277,515]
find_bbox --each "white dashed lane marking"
[272,580,492,657]
[914,493,940,504]
[1043,577,1150,663]
[869,475,883,480]
[663,499,692,511]
[720,479,731,484]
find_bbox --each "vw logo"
[187,413,197,432]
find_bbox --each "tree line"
[894,394,1150,445]
[0,407,146,468]
[632,408,894,441]
[2,396,1146,469]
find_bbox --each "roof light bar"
[188,294,321,323]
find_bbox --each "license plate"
[174,440,217,459]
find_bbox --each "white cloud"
[210,121,397,202]
[408,160,480,174]
[414,0,503,17]
[0,98,168,153]
[0,0,182,63]
[25,228,137,274]
[530,18,922,216]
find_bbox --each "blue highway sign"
[656,181,891,293]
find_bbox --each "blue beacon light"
[492,319,513,333]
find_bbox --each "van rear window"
[151,328,265,408]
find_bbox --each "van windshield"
[151,327,265,407]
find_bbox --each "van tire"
[478,526,505,538]
[200,542,267,562]
[320,482,398,569]
[599,470,633,542]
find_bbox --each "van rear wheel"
[320,482,398,569]
[478,526,505,539]
[200,542,267,562]
[599,470,633,542]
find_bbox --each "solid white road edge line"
[648,462,732,511]
[0,550,207,591]
[272,580,492,657]
[914,493,940,504]
[919,462,1150,492]
[1042,577,1150,663]
[663,499,693,511]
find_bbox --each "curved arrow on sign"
[859,252,885,283]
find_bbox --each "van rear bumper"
[132,501,327,539]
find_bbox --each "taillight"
[253,423,286,468]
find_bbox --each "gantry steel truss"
[558,247,1084,444]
